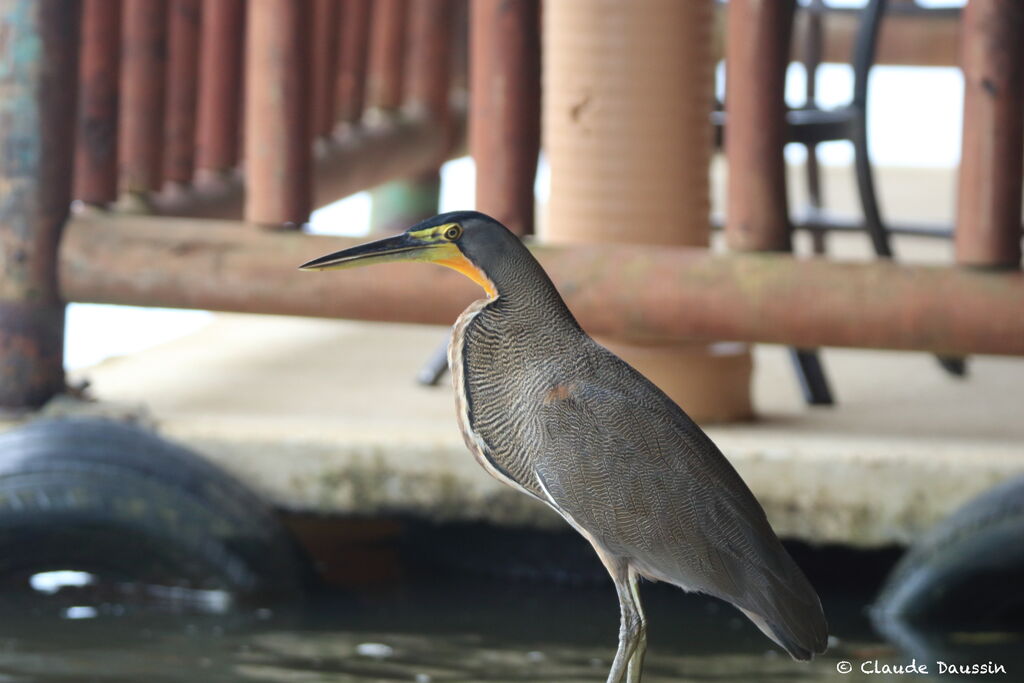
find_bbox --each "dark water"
[0,572,1020,682]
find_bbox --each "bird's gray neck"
[461,231,578,328]
[487,250,579,330]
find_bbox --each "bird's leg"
[625,566,647,683]
[606,562,643,683]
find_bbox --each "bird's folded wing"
[529,349,826,654]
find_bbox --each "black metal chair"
[714,0,962,406]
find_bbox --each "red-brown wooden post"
[369,0,454,234]
[196,0,245,178]
[955,0,1023,269]
[0,1,79,408]
[311,0,341,139]
[406,0,453,124]
[74,0,121,206]
[450,0,469,93]
[119,0,168,197]
[336,0,372,128]
[725,1,830,404]
[164,0,201,186]
[470,0,540,236]
[366,0,409,113]
[244,0,313,226]
[724,0,795,252]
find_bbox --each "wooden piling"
[724,0,796,252]
[119,0,168,195]
[164,0,201,185]
[196,0,245,176]
[74,0,121,206]
[544,0,749,422]
[406,0,453,122]
[955,0,1023,269]
[311,0,341,139]
[336,0,372,127]
[470,0,540,236]
[244,0,313,226]
[0,1,79,407]
[367,0,409,112]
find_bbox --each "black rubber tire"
[0,416,310,597]
[873,474,1024,624]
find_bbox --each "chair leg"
[790,348,834,406]
[416,335,451,386]
[851,0,893,259]
[852,0,966,376]
[936,356,968,378]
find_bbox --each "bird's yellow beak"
[299,225,497,298]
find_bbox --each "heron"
[300,211,827,682]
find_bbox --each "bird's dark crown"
[408,210,499,232]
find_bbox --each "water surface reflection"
[0,577,1018,681]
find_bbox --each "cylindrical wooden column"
[369,0,454,234]
[119,0,167,197]
[163,0,201,186]
[311,0,341,139]
[470,0,540,237]
[366,0,409,113]
[0,0,79,408]
[407,0,453,123]
[955,0,1023,269]
[74,0,121,206]
[196,0,245,177]
[724,0,795,252]
[244,0,313,226]
[335,0,372,128]
[544,0,750,422]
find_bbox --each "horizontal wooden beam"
[60,214,1024,357]
[713,5,960,67]
[149,111,463,219]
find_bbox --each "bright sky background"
[66,56,967,370]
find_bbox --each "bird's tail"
[739,582,829,661]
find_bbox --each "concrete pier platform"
[38,287,1024,548]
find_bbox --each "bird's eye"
[444,225,462,240]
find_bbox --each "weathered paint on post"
[0,0,79,407]
[244,0,313,226]
[335,0,371,126]
[725,0,795,252]
[119,0,168,195]
[60,215,1024,357]
[196,0,244,175]
[73,0,121,206]
[366,0,409,112]
[470,0,540,236]
[163,0,201,185]
[311,0,341,139]
[955,0,1023,269]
